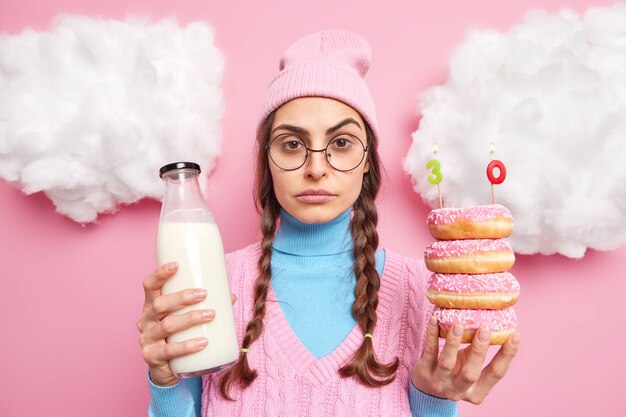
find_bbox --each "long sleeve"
[408,381,458,417]
[147,371,202,417]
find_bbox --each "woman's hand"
[411,316,520,404]
[136,262,237,387]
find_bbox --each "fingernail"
[478,328,490,343]
[430,315,438,326]
[511,333,521,347]
[452,324,463,337]
[194,289,207,299]
[196,338,208,348]
[202,309,216,319]
[166,262,178,271]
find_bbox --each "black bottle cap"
[159,162,201,178]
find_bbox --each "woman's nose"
[303,149,329,179]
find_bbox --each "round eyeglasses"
[266,134,368,172]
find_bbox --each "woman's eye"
[330,137,353,150]
[282,140,304,151]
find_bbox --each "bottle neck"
[160,170,212,222]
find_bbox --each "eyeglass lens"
[268,135,367,171]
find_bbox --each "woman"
[137,29,520,416]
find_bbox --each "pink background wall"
[1,1,624,416]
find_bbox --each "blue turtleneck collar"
[272,207,354,256]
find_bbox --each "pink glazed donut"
[424,239,515,274]
[427,204,513,240]
[433,306,517,344]
[426,272,520,309]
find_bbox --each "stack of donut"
[424,204,520,344]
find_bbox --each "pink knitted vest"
[201,242,434,416]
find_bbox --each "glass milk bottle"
[157,162,238,377]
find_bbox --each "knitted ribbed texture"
[148,373,196,417]
[259,29,380,142]
[409,380,458,416]
[273,207,353,256]
[201,243,436,416]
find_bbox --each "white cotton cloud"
[404,3,626,258]
[0,14,224,223]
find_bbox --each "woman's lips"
[295,190,336,203]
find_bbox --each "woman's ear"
[363,160,370,174]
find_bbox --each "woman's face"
[268,97,370,224]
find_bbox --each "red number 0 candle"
[487,159,506,184]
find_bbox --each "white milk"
[156,222,239,377]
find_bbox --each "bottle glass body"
[156,164,238,377]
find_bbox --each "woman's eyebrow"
[271,118,362,136]
[326,118,362,134]
[271,124,308,136]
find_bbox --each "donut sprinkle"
[428,272,520,293]
[424,239,512,259]
[433,307,517,331]
[427,204,512,226]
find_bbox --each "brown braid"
[338,123,399,385]
[219,113,280,400]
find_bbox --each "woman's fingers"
[420,315,440,369]
[143,262,179,305]
[148,288,208,321]
[466,332,520,404]
[139,264,237,385]
[144,337,209,366]
[231,293,237,305]
[452,328,491,393]
[150,309,216,342]
[434,323,464,380]
[416,324,519,404]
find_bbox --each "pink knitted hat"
[259,29,379,142]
